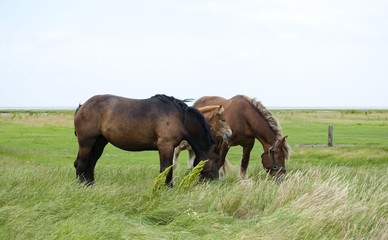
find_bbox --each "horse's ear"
[217,105,224,114]
[277,135,288,147]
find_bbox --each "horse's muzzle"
[223,129,233,142]
[200,170,219,180]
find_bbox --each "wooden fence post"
[328,125,333,147]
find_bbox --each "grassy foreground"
[0,110,387,239]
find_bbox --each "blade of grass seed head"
[178,160,208,190]
[152,165,173,194]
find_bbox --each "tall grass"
[1,160,386,239]
[0,111,387,239]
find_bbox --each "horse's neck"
[248,114,278,150]
[257,136,276,151]
[199,106,218,115]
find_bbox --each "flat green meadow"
[0,109,387,239]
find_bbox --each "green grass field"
[1,110,387,239]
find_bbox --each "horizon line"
[1,106,388,110]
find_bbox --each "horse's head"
[198,105,232,143]
[183,106,215,160]
[261,135,289,181]
[196,105,232,180]
[199,148,221,180]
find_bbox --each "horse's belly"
[103,128,158,151]
[108,137,158,151]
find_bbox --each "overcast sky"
[1,0,387,108]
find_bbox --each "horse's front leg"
[187,149,196,169]
[240,140,254,180]
[172,146,181,170]
[218,141,231,179]
[157,142,175,186]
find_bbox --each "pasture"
[0,109,387,239]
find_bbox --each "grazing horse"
[74,94,215,186]
[173,105,232,171]
[194,95,290,180]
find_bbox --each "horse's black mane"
[152,94,191,113]
[152,94,215,145]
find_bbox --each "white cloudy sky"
[1,0,387,108]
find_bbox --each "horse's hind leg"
[87,135,108,183]
[74,135,108,185]
[74,145,93,184]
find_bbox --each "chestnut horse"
[173,105,232,171]
[74,94,215,186]
[194,95,290,180]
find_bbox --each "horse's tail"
[74,104,82,137]
[75,103,82,116]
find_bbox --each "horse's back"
[194,95,252,116]
[194,95,256,144]
[75,94,186,151]
[75,94,159,122]
[193,96,227,108]
[74,95,132,130]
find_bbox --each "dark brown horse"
[194,95,290,180]
[74,94,215,186]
